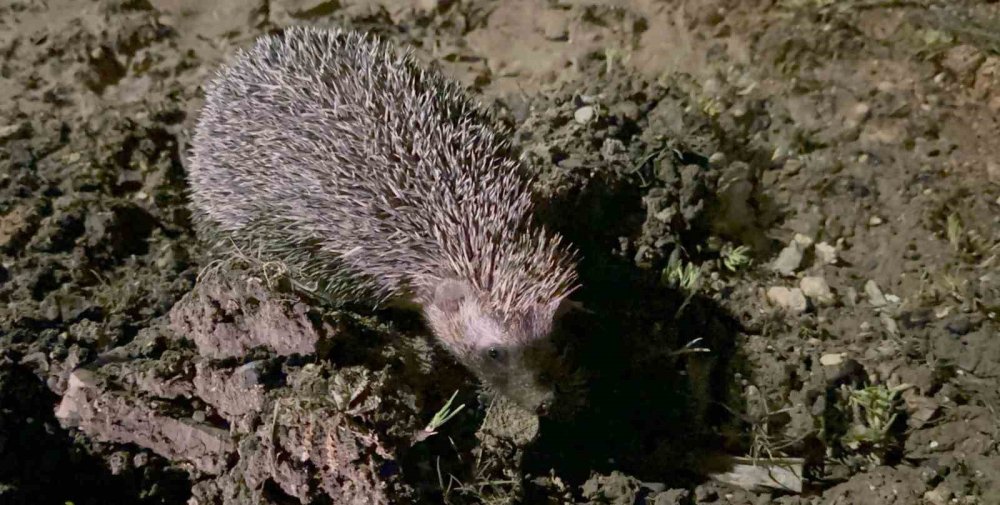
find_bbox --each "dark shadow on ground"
[522,173,748,493]
[0,349,191,505]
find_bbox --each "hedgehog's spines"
[189,24,579,323]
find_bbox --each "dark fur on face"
[423,279,566,415]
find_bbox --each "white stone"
[865,280,887,307]
[880,313,899,336]
[574,106,595,124]
[767,287,807,314]
[815,242,838,265]
[820,353,845,366]
[0,124,19,139]
[800,276,835,306]
[987,160,1000,184]
[771,241,804,277]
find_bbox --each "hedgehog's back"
[186,27,536,304]
[190,27,414,232]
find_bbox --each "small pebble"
[864,280,887,307]
[820,353,845,366]
[815,241,838,264]
[641,481,667,493]
[0,124,20,139]
[880,313,899,336]
[612,100,639,120]
[923,486,953,505]
[869,215,884,226]
[793,233,813,248]
[767,286,807,314]
[987,160,1000,184]
[850,102,871,122]
[417,0,441,12]
[800,276,835,306]
[846,287,858,305]
[652,489,690,505]
[574,106,595,124]
[693,485,718,502]
[771,240,804,277]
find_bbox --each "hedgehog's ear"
[433,279,473,313]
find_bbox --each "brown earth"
[2,0,1000,504]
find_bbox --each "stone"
[417,0,441,12]
[767,287,807,314]
[865,280,887,307]
[574,106,595,124]
[800,276,835,306]
[653,489,690,505]
[941,44,985,85]
[880,313,899,337]
[987,160,1000,185]
[771,241,804,277]
[0,123,28,140]
[847,102,871,126]
[815,241,838,264]
[923,485,953,505]
[820,353,845,366]
[0,204,38,252]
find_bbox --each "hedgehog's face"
[424,280,564,416]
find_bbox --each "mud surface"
[2,0,1000,504]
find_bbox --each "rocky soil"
[2,0,999,504]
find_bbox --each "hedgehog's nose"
[535,401,549,416]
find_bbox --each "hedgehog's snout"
[424,279,563,416]
[486,339,560,413]
[535,400,549,416]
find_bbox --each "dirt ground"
[2,0,1000,503]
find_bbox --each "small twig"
[669,337,711,357]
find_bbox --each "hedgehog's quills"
[187,26,579,415]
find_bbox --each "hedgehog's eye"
[488,347,500,360]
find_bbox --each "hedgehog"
[186,26,580,415]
